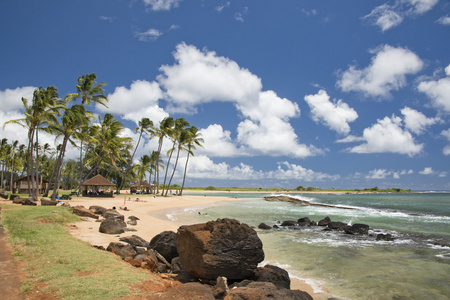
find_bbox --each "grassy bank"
[1,204,161,299]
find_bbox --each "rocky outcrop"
[89,205,107,215]
[376,233,394,241]
[252,264,291,290]
[345,223,369,235]
[40,198,58,206]
[317,216,331,226]
[119,235,149,248]
[327,221,348,231]
[258,223,272,230]
[264,195,356,210]
[149,231,178,263]
[225,282,313,300]
[127,216,139,226]
[99,217,126,234]
[177,218,264,281]
[102,209,124,220]
[149,282,215,300]
[106,242,137,258]
[13,197,37,206]
[73,206,99,219]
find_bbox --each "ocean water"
[168,192,450,300]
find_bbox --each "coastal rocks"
[40,198,58,206]
[150,282,215,300]
[264,195,356,210]
[226,282,313,300]
[102,209,124,220]
[73,205,99,219]
[177,218,264,281]
[13,197,37,206]
[252,264,291,290]
[89,205,107,215]
[258,223,272,230]
[326,221,348,231]
[106,242,137,258]
[119,235,149,248]
[149,231,178,263]
[127,216,139,226]
[318,216,331,226]
[376,233,394,241]
[345,223,370,235]
[99,217,126,234]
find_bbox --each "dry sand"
[67,191,332,299]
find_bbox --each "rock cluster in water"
[73,206,314,300]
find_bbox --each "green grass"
[1,204,160,299]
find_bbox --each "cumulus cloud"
[158,42,319,158]
[337,45,423,97]
[366,168,413,179]
[419,167,435,175]
[348,114,423,156]
[364,0,438,31]
[437,15,450,25]
[400,107,440,134]
[269,162,340,182]
[199,124,244,157]
[143,0,182,11]
[135,28,163,42]
[0,86,36,113]
[417,64,450,112]
[441,129,450,155]
[101,80,167,125]
[304,90,358,135]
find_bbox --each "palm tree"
[3,87,63,199]
[47,104,92,199]
[66,73,108,107]
[162,118,189,195]
[180,126,203,196]
[154,117,174,194]
[136,154,152,193]
[148,151,162,194]
[165,128,190,196]
[0,138,8,191]
[119,117,154,192]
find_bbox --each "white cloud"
[366,168,413,179]
[0,86,36,113]
[304,90,358,135]
[437,15,450,25]
[364,0,438,31]
[417,64,450,112]
[348,114,423,156]
[101,80,167,124]
[335,135,365,143]
[215,2,230,12]
[364,4,403,32]
[269,162,340,182]
[199,124,244,157]
[135,28,163,42]
[400,107,440,134]
[337,45,423,97]
[419,167,435,175]
[441,129,450,155]
[158,43,319,158]
[99,16,115,22]
[143,0,182,11]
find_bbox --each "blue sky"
[1,0,449,190]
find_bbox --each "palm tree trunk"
[161,142,175,196]
[119,131,143,192]
[180,152,190,196]
[165,146,181,196]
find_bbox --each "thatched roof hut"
[81,174,115,197]
[130,180,153,194]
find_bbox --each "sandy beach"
[66,191,331,299]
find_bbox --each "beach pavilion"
[81,174,115,197]
[130,180,153,194]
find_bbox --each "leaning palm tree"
[66,73,108,107]
[148,150,163,194]
[154,117,174,194]
[180,126,204,196]
[136,154,152,193]
[0,138,8,191]
[46,104,92,199]
[165,128,190,196]
[4,87,63,199]
[161,118,189,195]
[119,117,154,192]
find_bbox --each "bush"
[205,186,217,190]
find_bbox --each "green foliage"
[205,186,217,190]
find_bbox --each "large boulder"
[102,209,124,220]
[13,197,36,206]
[89,205,107,215]
[177,218,264,281]
[73,206,99,219]
[345,223,369,235]
[148,282,215,300]
[327,221,347,231]
[252,264,291,290]
[119,235,149,248]
[225,282,313,300]
[40,198,58,206]
[99,217,126,234]
[149,231,178,263]
[106,242,137,258]
[317,216,331,226]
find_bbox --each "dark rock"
[177,218,264,281]
[376,233,394,241]
[252,264,291,289]
[10,195,20,201]
[149,282,214,300]
[225,282,313,300]
[73,206,99,219]
[89,205,107,215]
[141,256,159,272]
[297,217,312,226]
[0,192,8,199]
[171,257,183,274]
[119,235,149,248]
[174,271,200,283]
[213,276,230,299]
[280,220,297,227]
[318,216,331,226]
[99,217,126,234]
[102,209,124,220]
[345,223,369,235]
[258,223,272,230]
[127,216,140,226]
[106,242,137,258]
[149,231,178,263]
[273,225,280,229]
[14,197,37,206]
[40,198,58,206]
[128,215,140,221]
[327,221,347,231]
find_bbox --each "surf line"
[264,196,358,210]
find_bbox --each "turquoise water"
[170,192,450,300]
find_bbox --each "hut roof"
[13,175,48,183]
[130,180,152,188]
[82,174,116,186]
